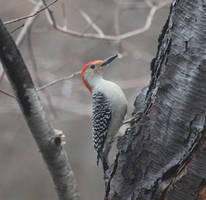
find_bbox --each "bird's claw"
[123,111,142,125]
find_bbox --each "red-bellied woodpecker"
[81,54,128,173]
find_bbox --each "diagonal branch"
[0,18,80,200]
[80,10,104,37]
[0,70,81,98]
[4,0,58,25]
[0,89,15,98]
[37,71,81,91]
[41,0,57,27]
[15,0,44,46]
[0,1,45,91]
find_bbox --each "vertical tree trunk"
[108,0,206,199]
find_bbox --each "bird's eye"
[90,64,95,69]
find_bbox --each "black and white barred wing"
[92,92,112,155]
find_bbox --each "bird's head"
[81,54,118,93]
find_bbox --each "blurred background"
[0,0,169,199]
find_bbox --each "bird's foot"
[123,111,142,125]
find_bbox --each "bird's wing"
[92,91,112,158]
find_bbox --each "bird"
[81,54,128,173]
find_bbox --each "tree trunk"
[108,0,206,199]
[0,19,80,200]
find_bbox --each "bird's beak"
[100,54,118,67]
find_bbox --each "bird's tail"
[97,152,109,173]
[97,141,113,173]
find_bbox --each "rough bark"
[108,0,206,199]
[0,19,80,200]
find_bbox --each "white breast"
[94,79,128,136]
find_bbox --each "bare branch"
[0,89,15,98]
[27,27,58,117]
[43,0,170,41]
[41,0,57,27]
[37,71,81,91]
[0,0,44,84]
[15,1,43,46]
[145,0,155,8]
[61,0,68,28]
[116,6,158,40]
[28,0,39,4]
[114,0,147,9]
[80,10,104,37]
[0,70,81,98]
[4,0,58,25]
[113,4,123,52]
[10,23,25,34]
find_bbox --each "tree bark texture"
[108,0,206,199]
[0,19,80,200]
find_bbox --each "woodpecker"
[81,54,128,173]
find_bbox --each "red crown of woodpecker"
[81,54,118,93]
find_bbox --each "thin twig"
[28,0,39,4]
[27,27,58,117]
[41,0,57,27]
[10,23,25,34]
[15,1,43,46]
[113,3,123,52]
[145,0,155,8]
[114,6,120,36]
[0,1,44,82]
[37,71,81,91]
[0,89,15,98]
[80,10,104,37]
[61,0,68,28]
[27,29,41,85]
[43,0,170,41]
[4,0,58,25]
[81,16,101,35]
[114,0,148,9]
[0,70,81,98]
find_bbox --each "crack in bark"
[162,127,206,200]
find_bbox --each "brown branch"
[10,23,25,34]
[0,70,81,98]
[4,0,58,25]
[37,71,81,91]
[0,89,15,98]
